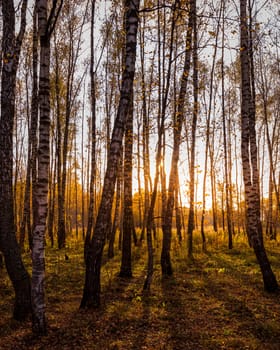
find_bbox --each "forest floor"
[1,232,280,349]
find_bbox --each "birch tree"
[80,0,140,308]
[32,0,63,334]
[0,0,31,321]
[187,0,198,258]
[239,0,278,292]
[161,1,192,275]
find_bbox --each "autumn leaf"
[208,31,216,37]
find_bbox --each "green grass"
[1,231,280,349]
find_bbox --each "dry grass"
[1,232,280,349]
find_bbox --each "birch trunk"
[32,0,63,334]
[0,0,31,321]
[239,0,278,292]
[161,3,192,275]
[119,95,134,277]
[187,0,198,258]
[80,0,140,308]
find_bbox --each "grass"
[1,232,280,349]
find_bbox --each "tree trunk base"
[161,257,173,276]
[13,275,31,321]
[32,313,47,336]
[263,272,279,293]
[119,269,132,278]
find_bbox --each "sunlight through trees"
[1,0,280,337]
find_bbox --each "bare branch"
[47,0,64,37]
[15,0,28,56]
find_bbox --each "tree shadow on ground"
[1,244,280,349]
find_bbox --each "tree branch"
[47,0,64,38]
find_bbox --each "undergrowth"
[0,231,280,349]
